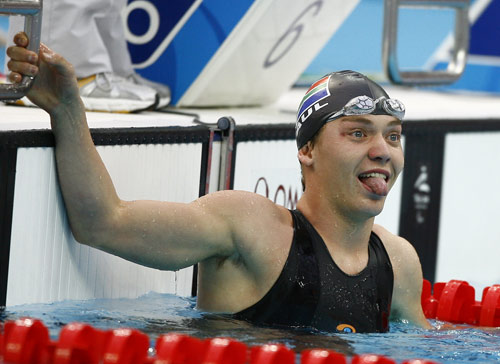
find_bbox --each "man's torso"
[196,204,394,333]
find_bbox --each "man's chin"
[359,198,386,218]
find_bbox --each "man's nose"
[368,134,391,163]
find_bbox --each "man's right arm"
[6,34,242,271]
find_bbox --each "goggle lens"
[328,95,405,122]
[344,95,376,115]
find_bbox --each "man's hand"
[6,32,83,117]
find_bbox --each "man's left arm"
[373,225,433,329]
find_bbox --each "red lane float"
[5,315,484,364]
[2,318,50,364]
[155,333,205,364]
[202,337,247,364]
[301,349,347,364]
[250,344,295,364]
[102,328,150,364]
[436,280,475,324]
[422,279,500,327]
[351,354,395,363]
[479,284,500,327]
[53,322,110,364]
[421,279,439,320]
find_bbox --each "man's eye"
[388,133,401,142]
[352,130,364,138]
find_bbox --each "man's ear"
[298,141,314,167]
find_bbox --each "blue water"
[2,292,499,363]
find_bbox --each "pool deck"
[1,86,500,132]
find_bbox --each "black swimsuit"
[233,210,394,333]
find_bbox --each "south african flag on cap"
[297,75,331,120]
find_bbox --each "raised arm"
[373,225,433,329]
[6,33,239,271]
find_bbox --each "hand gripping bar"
[0,0,42,100]
[383,0,470,85]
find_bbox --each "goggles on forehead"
[326,95,405,123]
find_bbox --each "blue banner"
[125,0,254,104]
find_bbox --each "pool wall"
[1,127,211,306]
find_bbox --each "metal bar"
[217,117,235,191]
[0,0,42,100]
[0,0,41,14]
[383,0,470,85]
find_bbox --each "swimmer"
[7,33,432,333]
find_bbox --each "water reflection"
[141,314,354,355]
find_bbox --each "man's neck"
[296,193,375,253]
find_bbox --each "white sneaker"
[3,72,159,113]
[78,72,158,113]
[4,96,36,107]
[127,72,171,109]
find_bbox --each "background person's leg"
[103,0,171,108]
[6,0,158,112]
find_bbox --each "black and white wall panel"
[0,127,210,306]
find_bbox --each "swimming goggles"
[326,95,405,123]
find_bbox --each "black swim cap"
[295,70,400,149]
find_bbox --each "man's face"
[310,114,404,219]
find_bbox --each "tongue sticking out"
[359,176,388,196]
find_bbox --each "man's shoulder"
[197,190,290,220]
[196,191,294,311]
[373,224,412,247]
[373,224,421,277]
[196,190,293,247]
[373,224,415,255]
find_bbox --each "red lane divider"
[102,328,150,364]
[479,284,500,327]
[5,277,500,364]
[54,322,110,364]
[422,279,500,327]
[351,354,395,363]
[155,333,205,364]
[250,344,295,364]
[0,317,444,364]
[202,337,247,364]
[301,349,347,364]
[2,318,50,364]
[436,280,475,324]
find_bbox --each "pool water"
[1,292,499,363]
